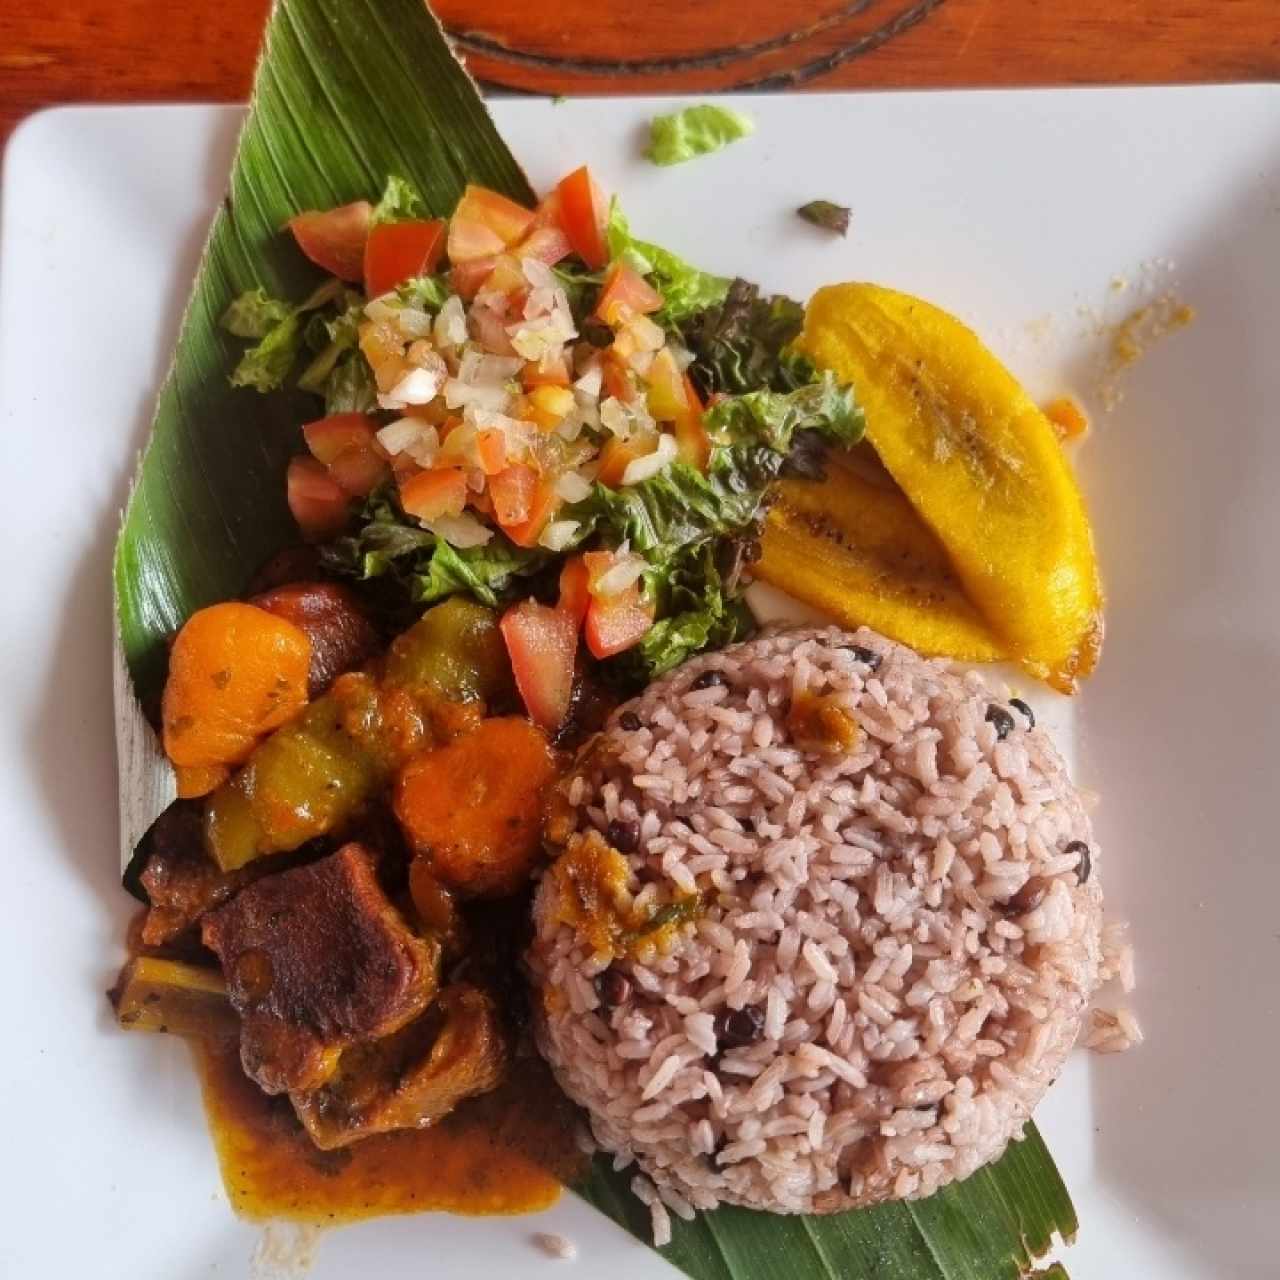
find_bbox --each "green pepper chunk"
[204,598,512,872]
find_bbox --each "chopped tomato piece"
[475,429,507,476]
[287,457,351,540]
[502,479,560,547]
[453,185,537,247]
[451,256,498,299]
[596,436,648,487]
[530,189,564,230]
[676,374,711,470]
[526,384,574,429]
[595,262,663,326]
[363,218,445,298]
[359,319,409,393]
[287,201,372,281]
[521,352,572,389]
[482,253,527,296]
[582,549,615,592]
[645,354,709,471]
[645,348,689,422]
[447,217,506,264]
[499,600,578,731]
[556,166,609,270]
[468,486,495,518]
[516,224,571,266]
[581,545,624,593]
[490,464,538,527]
[602,353,638,403]
[674,416,711,472]
[583,548,646,600]
[585,587,654,659]
[557,556,591,627]
[302,413,379,464]
[398,467,468,521]
[437,423,480,469]
[327,445,391,497]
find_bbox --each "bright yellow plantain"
[759,454,1007,663]
[795,283,1103,692]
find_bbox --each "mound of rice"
[528,627,1102,1229]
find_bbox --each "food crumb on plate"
[1085,1006,1144,1053]
[249,1223,322,1279]
[1100,920,1137,993]
[533,1232,578,1260]
[1098,291,1196,410]
[1044,395,1090,441]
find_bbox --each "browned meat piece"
[250,581,379,697]
[139,803,255,946]
[407,859,469,957]
[291,984,507,1149]
[110,956,237,1039]
[202,843,439,1095]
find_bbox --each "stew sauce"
[193,1037,586,1223]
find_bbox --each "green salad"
[223,165,861,727]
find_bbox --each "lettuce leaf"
[417,537,549,606]
[298,296,365,393]
[567,447,784,564]
[395,274,452,311]
[372,174,428,224]
[622,543,753,680]
[606,202,729,326]
[565,378,862,679]
[324,351,378,414]
[603,210,815,399]
[221,288,292,338]
[324,499,433,580]
[680,276,815,396]
[227,312,302,392]
[567,375,859,567]
[553,263,608,324]
[705,371,864,453]
[223,277,347,393]
[322,490,547,608]
[645,104,755,167]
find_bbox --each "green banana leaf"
[114,0,532,707]
[579,1123,1076,1280]
[111,0,1080,1275]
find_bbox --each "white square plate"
[2,88,1278,1278]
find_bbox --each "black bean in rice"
[528,627,1103,1217]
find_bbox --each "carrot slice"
[394,718,558,897]
[174,763,231,799]
[162,603,311,769]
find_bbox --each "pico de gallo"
[222,166,863,731]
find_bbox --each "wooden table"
[2,0,1277,144]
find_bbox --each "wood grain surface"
[2,0,1277,144]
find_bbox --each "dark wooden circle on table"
[2,0,1279,143]
[443,0,947,93]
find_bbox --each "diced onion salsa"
[222,168,864,727]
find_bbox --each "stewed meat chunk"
[202,843,439,1094]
